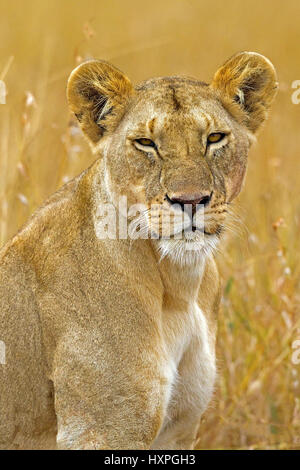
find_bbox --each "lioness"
[0,52,277,449]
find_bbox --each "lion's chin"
[156,233,220,266]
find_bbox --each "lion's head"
[67,52,277,263]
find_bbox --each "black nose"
[167,191,212,209]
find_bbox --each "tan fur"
[0,52,277,449]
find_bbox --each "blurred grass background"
[0,0,299,449]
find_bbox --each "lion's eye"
[207,133,226,144]
[134,138,156,148]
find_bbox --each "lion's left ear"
[211,52,278,133]
[67,59,133,144]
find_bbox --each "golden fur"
[0,52,277,449]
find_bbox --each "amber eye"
[134,138,156,148]
[207,132,226,144]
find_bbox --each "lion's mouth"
[186,225,223,236]
[190,225,214,235]
[204,226,223,236]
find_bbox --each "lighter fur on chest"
[160,300,216,421]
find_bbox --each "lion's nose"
[167,191,212,208]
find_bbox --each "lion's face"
[105,80,249,241]
[67,53,277,261]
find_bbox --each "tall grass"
[0,0,299,449]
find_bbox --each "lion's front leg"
[52,329,169,450]
[152,313,217,450]
[151,413,202,450]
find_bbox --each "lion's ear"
[211,52,278,133]
[67,60,133,144]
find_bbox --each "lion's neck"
[150,242,207,303]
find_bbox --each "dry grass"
[0,0,299,449]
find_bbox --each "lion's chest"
[160,300,216,422]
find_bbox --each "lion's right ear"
[67,60,133,144]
